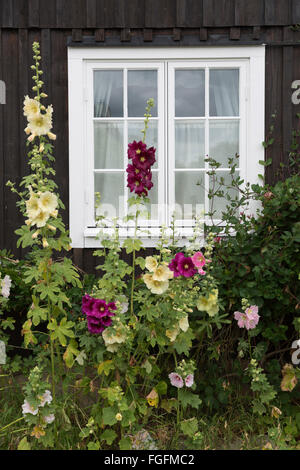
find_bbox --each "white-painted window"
[68,46,265,248]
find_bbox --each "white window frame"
[68,46,265,248]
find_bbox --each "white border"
[68,46,265,248]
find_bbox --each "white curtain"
[209,69,239,116]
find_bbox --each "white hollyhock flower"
[44,414,55,424]
[22,400,38,416]
[23,95,40,120]
[1,275,12,298]
[39,390,53,407]
[38,191,58,215]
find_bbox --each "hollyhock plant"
[126,139,156,197]
[234,305,260,330]
[82,296,117,335]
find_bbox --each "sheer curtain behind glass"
[94,70,124,219]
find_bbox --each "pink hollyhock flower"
[191,251,206,268]
[185,374,194,388]
[169,372,184,388]
[177,256,197,278]
[22,400,38,416]
[168,252,185,277]
[128,140,147,159]
[234,305,259,330]
[198,268,206,276]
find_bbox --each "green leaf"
[100,429,117,446]
[17,437,31,450]
[102,407,117,426]
[119,437,132,450]
[180,417,198,438]
[178,389,202,410]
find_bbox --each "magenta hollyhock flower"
[128,140,147,159]
[168,252,185,277]
[107,302,117,314]
[91,299,109,318]
[177,256,197,278]
[191,251,206,268]
[234,305,260,330]
[197,268,206,276]
[126,164,142,177]
[99,314,114,327]
[168,372,184,388]
[185,374,194,388]
[87,318,105,335]
[82,294,96,315]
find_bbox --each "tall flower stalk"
[7,42,81,400]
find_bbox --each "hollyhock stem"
[130,211,138,316]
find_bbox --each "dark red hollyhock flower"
[126,164,142,177]
[142,170,153,190]
[127,173,148,196]
[132,148,156,171]
[107,302,117,314]
[128,140,147,160]
[87,317,105,335]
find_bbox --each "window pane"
[95,172,124,219]
[175,70,205,117]
[175,121,205,168]
[209,171,239,218]
[141,172,159,222]
[175,172,205,220]
[209,120,239,166]
[94,122,123,169]
[128,70,157,117]
[128,120,158,168]
[94,70,123,117]
[209,69,239,116]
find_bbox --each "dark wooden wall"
[1,0,300,273]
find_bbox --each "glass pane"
[94,70,123,117]
[94,122,123,169]
[175,121,205,168]
[209,171,239,218]
[141,172,159,222]
[175,69,205,117]
[95,172,124,219]
[175,172,205,220]
[209,120,239,166]
[209,69,239,116]
[128,120,158,168]
[128,70,157,117]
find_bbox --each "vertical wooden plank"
[124,0,145,28]
[28,0,40,27]
[51,30,69,229]
[41,29,52,109]
[0,29,4,248]
[145,0,176,28]
[2,30,22,256]
[39,0,56,28]
[96,0,124,28]
[291,43,300,173]
[18,29,29,259]
[264,28,283,185]
[203,0,235,27]
[86,0,97,28]
[265,0,291,25]
[71,0,86,29]
[176,0,203,28]
[56,0,78,28]
[13,0,28,28]
[235,0,265,26]
[1,0,14,27]
[282,46,294,178]
[292,0,300,23]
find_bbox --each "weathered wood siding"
[0,0,300,273]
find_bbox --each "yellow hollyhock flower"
[197,289,219,317]
[152,264,173,282]
[31,209,50,228]
[145,256,158,272]
[39,191,58,214]
[143,273,169,295]
[146,389,158,408]
[179,316,189,332]
[23,95,40,120]
[27,105,53,137]
[26,194,40,220]
[166,326,180,342]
